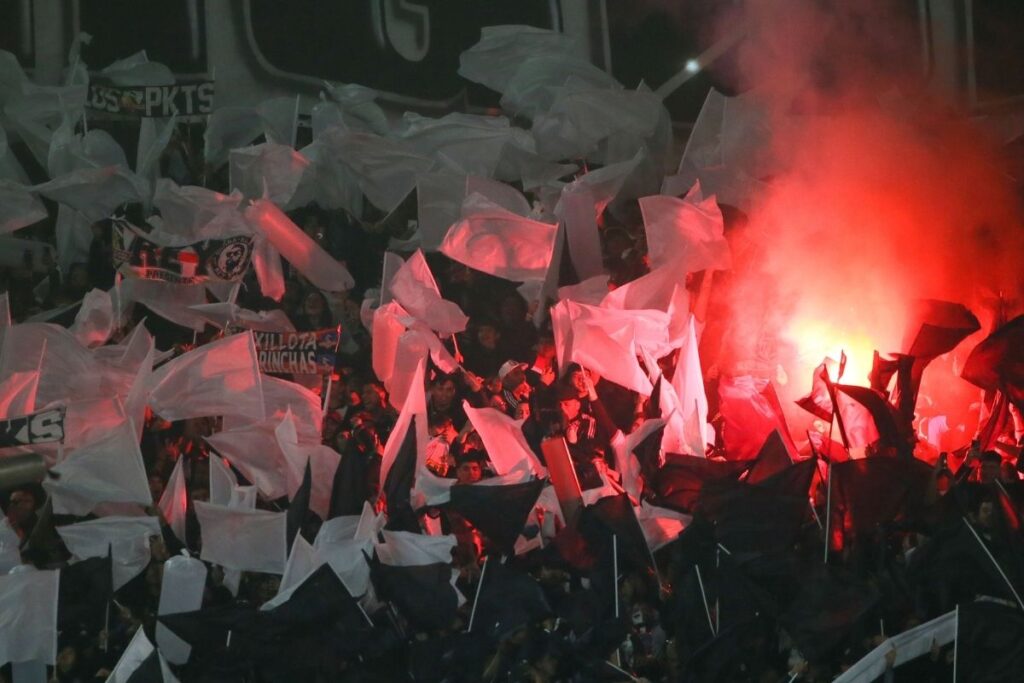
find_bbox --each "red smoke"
[702,0,1024,444]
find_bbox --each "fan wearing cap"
[497,360,532,420]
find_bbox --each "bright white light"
[685,59,700,73]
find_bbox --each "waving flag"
[441,193,558,282]
[458,25,578,94]
[901,299,980,360]
[669,315,711,456]
[230,143,309,207]
[105,626,180,683]
[57,516,161,590]
[639,185,731,273]
[158,456,189,545]
[0,370,38,419]
[463,401,547,478]
[70,288,114,348]
[796,356,845,422]
[962,315,1024,405]
[0,180,46,234]
[389,250,468,335]
[398,111,513,178]
[33,166,147,222]
[245,199,354,293]
[502,53,620,118]
[147,332,264,422]
[0,569,59,667]
[719,375,798,461]
[206,414,293,501]
[44,421,151,515]
[151,179,244,243]
[195,501,288,574]
[328,130,434,213]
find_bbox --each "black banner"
[254,327,341,375]
[113,220,253,285]
[0,407,66,447]
[87,80,214,119]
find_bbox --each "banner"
[253,327,341,375]
[87,79,214,119]
[0,407,66,447]
[113,220,253,285]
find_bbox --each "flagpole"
[291,94,301,149]
[805,430,824,530]
[823,459,833,564]
[952,604,959,683]
[605,659,640,682]
[467,556,488,632]
[321,373,334,422]
[103,601,110,652]
[612,534,620,618]
[694,565,716,636]
[612,534,622,670]
[962,516,1024,610]
[715,547,720,634]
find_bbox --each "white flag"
[275,535,318,601]
[205,416,291,501]
[501,53,620,118]
[390,250,468,335]
[157,456,188,545]
[147,332,264,422]
[327,130,434,213]
[463,401,547,478]
[458,25,578,94]
[0,569,59,666]
[115,278,210,332]
[208,454,238,507]
[440,193,557,282]
[44,421,151,515]
[33,166,147,222]
[195,501,287,574]
[637,501,691,552]
[639,187,731,273]
[188,302,295,333]
[155,555,207,666]
[57,516,161,590]
[100,51,175,86]
[834,610,957,683]
[0,371,38,419]
[105,626,180,683]
[398,111,513,178]
[610,419,665,500]
[70,288,114,348]
[378,359,427,491]
[204,106,264,168]
[0,180,47,235]
[376,530,456,567]
[229,143,309,206]
[150,179,244,244]
[0,519,20,573]
[245,198,354,293]
[668,315,711,456]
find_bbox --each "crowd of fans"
[1,32,1023,683]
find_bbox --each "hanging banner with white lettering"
[0,407,66,447]
[253,327,342,375]
[113,219,253,285]
[87,79,215,119]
